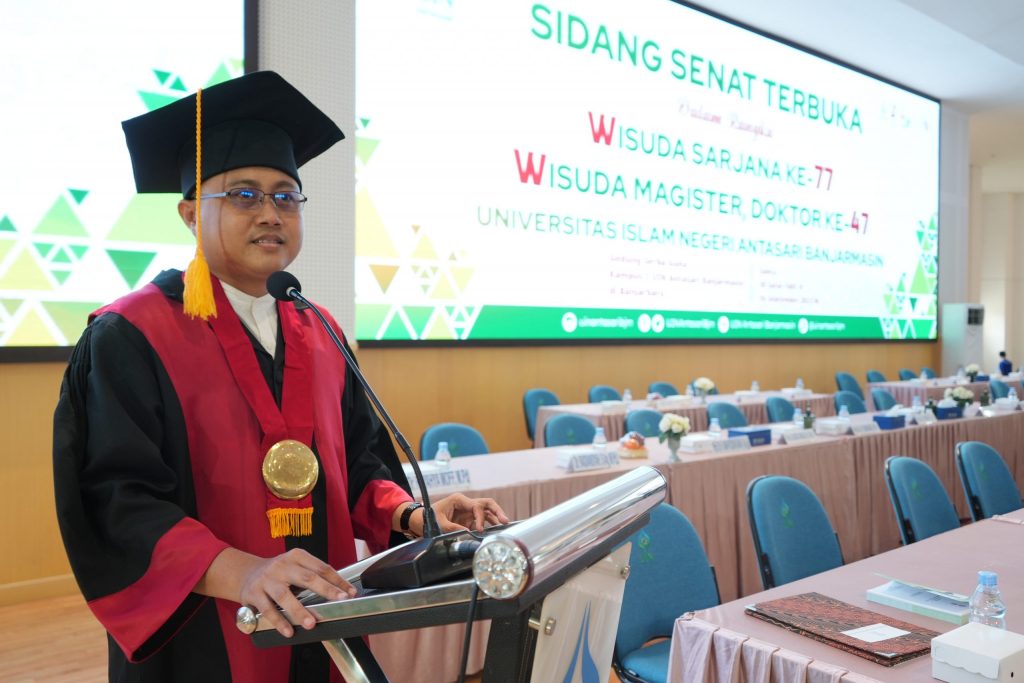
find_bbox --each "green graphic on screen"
[354,1,940,342]
[0,2,244,347]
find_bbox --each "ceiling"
[690,0,1024,112]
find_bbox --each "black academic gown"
[53,270,412,682]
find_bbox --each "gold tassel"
[183,86,217,320]
[267,507,314,538]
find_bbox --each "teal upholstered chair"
[648,381,679,397]
[989,380,1010,400]
[420,423,489,460]
[747,475,844,589]
[544,414,597,447]
[626,409,663,438]
[870,388,897,411]
[866,369,886,383]
[884,456,960,544]
[956,442,1023,521]
[834,372,864,400]
[706,402,747,429]
[523,388,559,440]
[765,396,797,424]
[613,504,720,683]
[589,384,621,403]
[898,368,917,381]
[834,390,867,414]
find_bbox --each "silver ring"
[235,604,259,634]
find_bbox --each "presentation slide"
[354,0,940,342]
[0,1,244,347]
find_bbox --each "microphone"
[266,270,441,540]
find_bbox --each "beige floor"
[0,595,621,682]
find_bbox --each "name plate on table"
[556,447,620,473]
[780,388,813,398]
[850,421,882,435]
[402,463,472,497]
[599,400,626,414]
[711,435,752,453]
[779,428,817,444]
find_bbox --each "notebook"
[745,592,940,666]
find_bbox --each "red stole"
[97,282,356,683]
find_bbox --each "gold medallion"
[262,439,319,500]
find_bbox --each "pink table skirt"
[869,379,990,409]
[535,393,835,447]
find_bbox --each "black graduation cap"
[122,70,345,197]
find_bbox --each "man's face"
[178,166,303,296]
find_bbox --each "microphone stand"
[284,286,441,538]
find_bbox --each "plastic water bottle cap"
[979,570,998,586]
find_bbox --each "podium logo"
[560,602,599,683]
[561,311,578,333]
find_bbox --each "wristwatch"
[400,502,424,539]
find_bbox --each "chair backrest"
[588,384,621,403]
[420,423,489,460]
[866,369,887,383]
[746,475,844,589]
[834,372,864,400]
[884,456,960,544]
[834,390,867,414]
[615,504,720,663]
[706,401,747,429]
[956,442,1023,521]
[898,368,917,381]
[523,388,559,440]
[648,381,679,397]
[989,380,1010,400]
[921,367,937,379]
[765,396,796,424]
[625,409,662,438]
[870,388,897,411]
[543,414,597,447]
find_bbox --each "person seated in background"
[999,350,1013,375]
[52,71,508,683]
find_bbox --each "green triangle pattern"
[0,298,23,316]
[34,196,88,237]
[381,309,414,340]
[33,242,54,258]
[42,301,102,345]
[910,263,929,294]
[51,269,72,284]
[355,304,391,340]
[153,68,173,85]
[360,117,370,128]
[68,189,89,204]
[355,137,379,165]
[106,194,195,244]
[403,306,435,337]
[205,62,235,87]
[139,91,182,112]
[106,249,157,288]
[70,244,89,259]
[170,76,186,92]
[0,216,15,232]
[51,247,72,264]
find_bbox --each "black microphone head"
[267,271,301,301]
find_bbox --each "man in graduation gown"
[52,71,508,682]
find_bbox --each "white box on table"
[932,622,1024,683]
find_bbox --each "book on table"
[745,592,940,666]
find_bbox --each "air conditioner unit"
[941,304,984,376]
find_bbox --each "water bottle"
[795,377,805,390]
[838,404,851,420]
[912,395,922,412]
[1009,387,1019,404]
[592,427,607,450]
[434,441,451,466]
[793,409,803,426]
[622,388,633,403]
[968,570,1007,629]
[709,417,722,437]
[751,380,760,392]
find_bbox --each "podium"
[238,466,667,682]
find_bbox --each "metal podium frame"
[241,466,668,682]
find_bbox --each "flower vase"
[667,437,682,463]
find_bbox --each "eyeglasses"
[199,188,307,213]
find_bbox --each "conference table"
[868,376,1024,410]
[534,390,836,447]
[370,409,1024,682]
[668,508,1024,682]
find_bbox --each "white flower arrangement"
[965,363,981,375]
[945,386,974,404]
[693,377,716,393]
[658,413,691,442]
